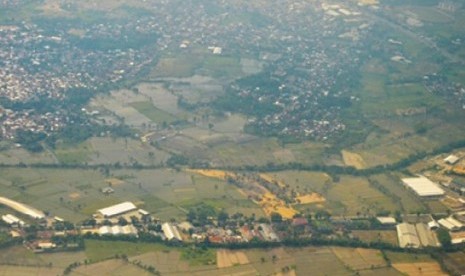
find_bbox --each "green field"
[129,101,177,124]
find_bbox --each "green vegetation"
[129,101,177,124]
[84,240,170,262]
[180,246,216,266]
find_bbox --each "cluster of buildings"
[0,17,156,140]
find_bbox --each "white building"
[162,222,182,241]
[1,214,24,227]
[376,217,396,225]
[438,217,464,232]
[97,202,137,218]
[402,176,445,198]
[444,155,460,165]
[98,225,138,236]
[397,223,421,248]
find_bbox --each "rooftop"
[97,201,137,218]
[402,176,445,197]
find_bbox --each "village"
[0,149,465,255]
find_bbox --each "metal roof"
[97,201,137,217]
[402,176,445,197]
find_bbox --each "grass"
[326,176,398,216]
[84,240,170,262]
[129,101,177,124]
[181,246,216,266]
[54,141,93,164]
[385,252,433,263]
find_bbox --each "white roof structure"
[402,176,445,197]
[444,155,460,165]
[377,217,396,225]
[0,197,45,219]
[428,220,440,230]
[438,217,464,232]
[97,202,137,218]
[162,222,182,241]
[2,214,24,226]
[397,223,421,248]
[99,225,138,236]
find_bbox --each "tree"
[270,212,283,223]
[437,228,451,248]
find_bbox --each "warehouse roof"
[402,176,445,197]
[397,223,421,248]
[0,197,45,219]
[97,201,137,218]
[444,155,460,165]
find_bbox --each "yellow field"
[341,150,367,169]
[392,262,447,276]
[295,193,325,205]
[260,192,298,219]
[187,169,234,180]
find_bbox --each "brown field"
[341,150,367,169]
[392,262,447,276]
[351,230,399,246]
[216,250,249,269]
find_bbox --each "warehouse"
[397,223,421,248]
[98,225,138,236]
[402,176,445,198]
[438,217,464,232]
[96,201,137,218]
[0,197,45,219]
[1,214,25,227]
[162,222,182,241]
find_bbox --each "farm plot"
[129,101,177,124]
[331,247,386,271]
[216,250,249,268]
[341,150,367,169]
[369,174,425,213]
[136,83,184,115]
[292,247,351,275]
[72,259,152,276]
[0,147,56,165]
[392,262,447,276]
[90,90,151,128]
[326,176,397,216]
[88,137,170,166]
[442,251,465,275]
[0,265,62,276]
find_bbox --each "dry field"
[72,259,152,276]
[392,262,448,276]
[341,150,367,169]
[216,249,249,268]
[331,247,386,270]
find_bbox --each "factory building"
[402,176,445,198]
